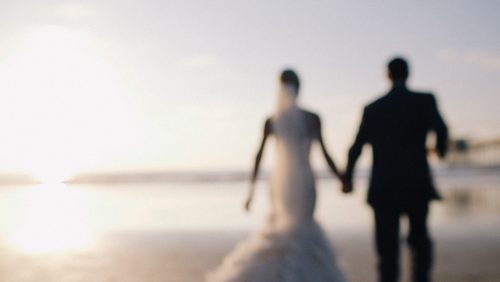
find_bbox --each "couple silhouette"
[207,57,449,282]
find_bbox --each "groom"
[343,57,448,282]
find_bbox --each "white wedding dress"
[206,86,346,282]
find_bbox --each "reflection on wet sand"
[5,184,94,253]
[441,186,500,217]
[433,167,500,219]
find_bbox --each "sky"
[0,0,498,178]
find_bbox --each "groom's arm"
[345,108,370,183]
[428,95,449,158]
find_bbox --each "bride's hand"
[244,195,253,212]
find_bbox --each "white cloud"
[182,55,219,67]
[55,2,97,20]
[464,50,500,71]
[436,49,460,63]
[436,48,500,71]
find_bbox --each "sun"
[24,158,76,184]
[31,168,73,184]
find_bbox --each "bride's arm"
[246,118,272,211]
[316,116,342,179]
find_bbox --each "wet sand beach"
[0,227,499,282]
[0,172,498,282]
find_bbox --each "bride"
[207,69,347,282]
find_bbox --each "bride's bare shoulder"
[264,116,273,134]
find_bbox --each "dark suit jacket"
[346,85,448,208]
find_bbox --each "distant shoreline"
[1,165,499,185]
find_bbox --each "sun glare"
[0,25,137,253]
[6,184,94,253]
[0,24,135,179]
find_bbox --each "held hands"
[339,173,353,194]
[341,178,353,194]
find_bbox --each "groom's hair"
[388,57,409,80]
[280,69,300,92]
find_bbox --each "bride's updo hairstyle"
[280,69,300,95]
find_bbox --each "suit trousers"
[373,202,432,282]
